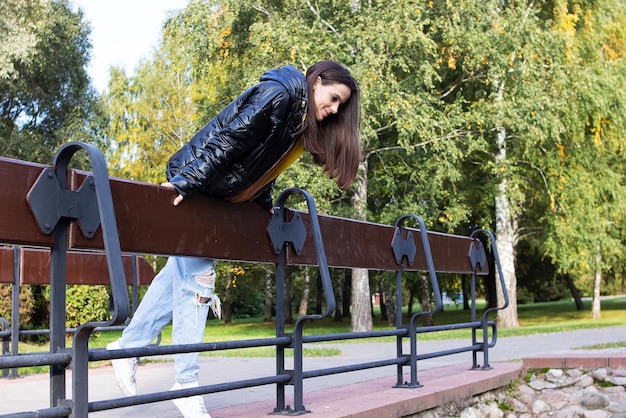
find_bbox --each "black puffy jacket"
[166,65,308,209]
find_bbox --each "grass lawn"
[7,296,626,375]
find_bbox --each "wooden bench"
[0,142,506,418]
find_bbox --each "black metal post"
[392,214,440,388]
[10,246,20,378]
[274,249,288,413]
[50,218,69,407]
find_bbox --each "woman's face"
[312,77,351,121]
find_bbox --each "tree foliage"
[539,0,626,298]
[0,0,101,163]
[0,0,108,334]
[102,0,626,326]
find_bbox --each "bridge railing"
[0,142,508,417]
[0,246,155,378]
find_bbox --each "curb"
[210,361,523,417]
[523,353,626,369]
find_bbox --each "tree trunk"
[284,266,293,325]
[334,269,343,322]
[494,76,519,328]
[264,268,273,322]
[419,273,434,327]
[379,283,387,322]
[351,268,372,331]
[223,274,233,324]
[461,276,469,311]
[591,251,602,319]
[315,269,323,315]
[350,160,373,332]
[407,286,414,318]
[342,269,351,318]
[480,234,498,310]
[494,182,519,327]
[298,267,311,317]
[382,281,395,327]
[563,273,584,311]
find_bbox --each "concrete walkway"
[1,325,625,417]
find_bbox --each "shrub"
[0,283,35,329]
[65,285,111,328]
[40,285,111,329]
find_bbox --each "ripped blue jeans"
[117,256,216,383]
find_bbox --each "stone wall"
[412,357,626,418]
[506,367,626,418]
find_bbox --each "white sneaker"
[170,381,212,418]
[107,341,138,396]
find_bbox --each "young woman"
[108,60,360,418]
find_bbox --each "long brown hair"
[299,61,361,190]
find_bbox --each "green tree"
[0,0,101,163]
[0,0,108,333]
[541,0,626,318]
[103,27,197,182]
[102,0,626,332]
[401,0,625,326]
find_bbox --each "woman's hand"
[161,182,184,206]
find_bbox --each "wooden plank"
[298,213,484,274]
[20,248,156,285]
[0,247,155,285]
[0,157,486,274]
[0,246,14,283]
[69,173,280,264]
[68,173,485,274]
[0,157,55,246]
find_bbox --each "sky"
[71,0,189,93]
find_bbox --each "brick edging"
[523,355,626,369]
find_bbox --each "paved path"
[1,325,625,417]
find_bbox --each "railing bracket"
[27,168,100,238]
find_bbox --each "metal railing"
[0,142,509,417]
[0,246,145,378]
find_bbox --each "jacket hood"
[259,65,308,105]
